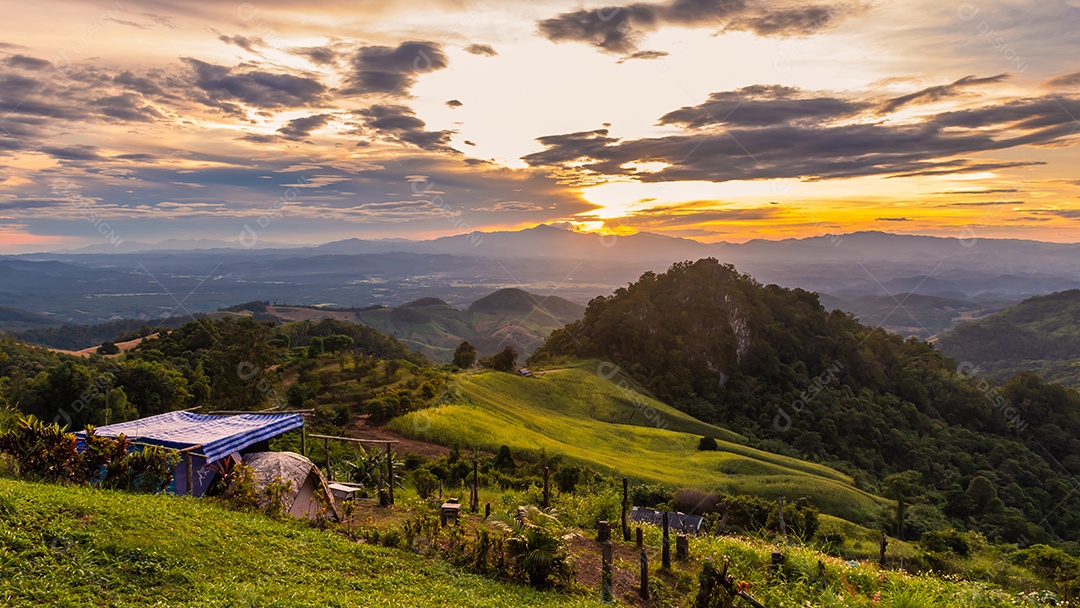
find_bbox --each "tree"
[452,341,477,369]
[307,336,325,358]
[697,436,719,451]
[479,346,518,373]
[493,445,515,471]
[97,341,120,355]
[966,475,999,513]
[882,470,922,539]
[324,334,354,356]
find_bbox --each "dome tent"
[242,451,342,521]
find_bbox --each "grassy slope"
[390,363,887,523]
[0,478,597,608]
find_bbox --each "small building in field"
[78,410,304,498]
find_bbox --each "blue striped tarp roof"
[78,411,303,463]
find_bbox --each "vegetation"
[531,259,1080,545]
[0,478,597,608]
[478,345,518,372]
[390,365,885,523]
[936,289,1080,387]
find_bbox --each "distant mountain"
[5,227,1079,335]
[59,238,298,254]
[818,293,1015,340]
[255,288,585,362]
[935,290,1080,387]
[313,224,716,264]
[0,306,55,332]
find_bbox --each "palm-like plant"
[488,505,574,588]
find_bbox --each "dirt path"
[344,415,452,459]
[47,333,158,358]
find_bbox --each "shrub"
[488,506,574,588]
[412,468,439,500]
[920,529,971,558]
[632,483,674,509]
[697,436,719,451]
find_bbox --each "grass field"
[0,478,599,608]
[389,363,888,523]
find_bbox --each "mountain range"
[4,226,1079,340]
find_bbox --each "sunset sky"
[1,0,1079,252]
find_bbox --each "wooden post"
[386,444,394,506]
[662,511,671,569]
[639,549,650,600]
[471,458,479,513]
[636,526,643,548]
[771,551,784,574]
[542,467,550,508]
[879,532,888,568]
[715,501,729,536]
[676,534,689,560]
[777,497,787,540]
[485,502,491,519]
[621,477,630,542]
[439,479,443,500]
[324,437,331,481]
[301,424,307,458]
[597,520,611,543]
[601,540,614,603]
[184,452,193,496]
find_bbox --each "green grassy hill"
[0,478,596,608]
[390,363,887,523]
[936,289,1080,386]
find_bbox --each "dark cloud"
[1046,72,1080,88]
[876,217,911,222]
[939,200,1024,207]
[183,58,327,112]
[277,113,333,140]
[658,84,866,129]
[38,145,104,161]
[464,44,498,57]
[1027,209,1080,219]
[291,45,342,66]
[445,99,463,108]
[724,5,845,37]
[525,86,1080,184]
[354,104,457,153]
[217,34,267,54]
[539,0,860,53]
[91,93,164,122]
[342,41,448,96]
[931,188,1018,195]
[617,50,669,63]
[113,70,167,96]
[879,74,1009,114]
[3,54,51,70]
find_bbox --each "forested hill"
[935,290,1080,387]
[531,258,1080,545]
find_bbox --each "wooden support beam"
[622,477,630,542]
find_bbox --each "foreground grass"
[390,364,887,523]
[0,478,598,608]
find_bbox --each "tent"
[78,410,305,497]
[242,451,342,521]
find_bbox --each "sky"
[1,0,1080,253]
